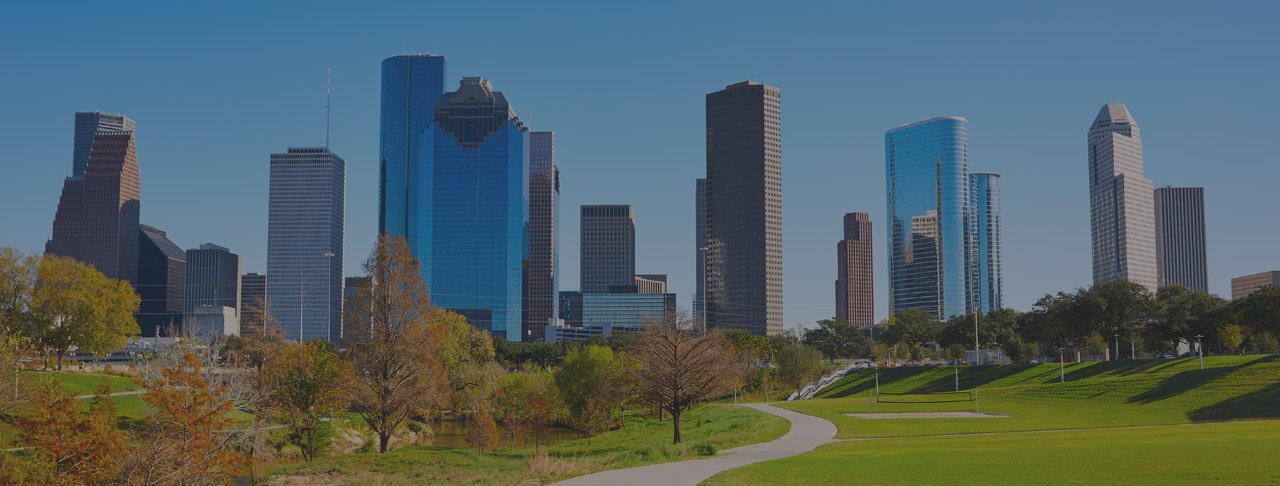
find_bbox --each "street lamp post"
[298,272,305,344]
[1195,334,1205,370]
[1058,347,1065,383]
[324,251,335,342]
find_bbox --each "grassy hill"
[706,354,1280,485]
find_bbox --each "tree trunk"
[671,409,683,444]
[379,432,391,453]
[56,350,64,371]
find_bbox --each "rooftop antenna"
[325,66,332,150]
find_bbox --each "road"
[553,403,837,486]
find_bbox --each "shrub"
[691,443,716,456]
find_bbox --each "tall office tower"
[1231,271,1280,300]
[267,147,346,343]
[581,205,636,294]
[1154,187,1208,291]
[1088,102,1157,292]
[969,173,1003,313]
[694,178,707,322]
[240,273,267,337]
[704,81,783,336]
[184,243,242,318]
[47,126,141,285]
[136,225,186,337]
[72,112,135,178]
[885,116,969,319]
[418,77,528,341]
[524,131,559,341]
[836,212,874,328]
[379,53,447,239]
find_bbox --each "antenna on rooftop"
[325,66,332,150]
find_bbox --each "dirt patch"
[844,412,1010,419]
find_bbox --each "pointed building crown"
[1092,102,1136,129]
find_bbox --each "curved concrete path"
[554,403,837,486]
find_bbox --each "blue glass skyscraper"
[969,173,1003,314]
[885,117,970,319]
[420,77,528,341]
[379,54,446,238]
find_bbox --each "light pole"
[1195,334,1204,370]
[1114,333,1120,361]
[298,272,305,344]
[1058,347,1065,383]
[324,251,335,342]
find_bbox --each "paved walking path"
[554,403,837,486]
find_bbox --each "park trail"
[552,403,838,486]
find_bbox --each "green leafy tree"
[1234,285,1280,336]
[262,340,353,461]
[803,318,872,363]
[28,255,140,369]
[773,336,823,393]
[495,368,564,451]
[1219,324,1246,355]
[1152,286,1225,354]
[881,309,944,349]
[555,344,634,435]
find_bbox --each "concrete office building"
[1154,187,1208,292]
[1088,103,1157,292]
[189,304,239,337]
[581,205,636,294]
[136,225,185,337]
[1231,271,1280,300]
[704,81,783,336]
[836,213,874,328]
[969,173,1004,313]
[47,115,141,285]
[635,274,668,294]
[267,147,345,343]
[524,131,559,341]
[885,117,969,319]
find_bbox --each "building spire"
[325,66,332,150]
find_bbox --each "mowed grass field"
[705,355,1280,485]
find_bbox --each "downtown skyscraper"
[1088,103,1157,292]
[524,131,559,340]
[267,147,345,343]
[885,117,970,319]
[415,77,529,342]
[704,81,783,336]
[136,224,185,337]
[836,213,873,328]
[1154,187,1208,291]
[969,173,1003,314]
[47,112,141,285]
[379,53,446,239]
[580,204,636,294]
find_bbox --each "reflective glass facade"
[969,173,1002,314]
[419,78,528,342]
[885,117,969,319]
[379,54,446,238]
[581,293,677,329]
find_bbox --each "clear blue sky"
[3,1,1277,329]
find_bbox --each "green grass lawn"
[705,420,1280,485]
[783,355,1280,439]
[267,403,790,485]
[705,354,1280,485]
[19,369,141,396]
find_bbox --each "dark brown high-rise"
[47,118,140,285]
[704,81,782,336]
[524,131,559,341]
[836,213,874,328]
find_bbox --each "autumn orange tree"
[629,312,741,444]
[125,352,243,485]
[261,340,353,461]
[9,378,125,484]
[344,234,450,453]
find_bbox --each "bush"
[691,443,716,456]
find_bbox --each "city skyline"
[4,3,1278,330]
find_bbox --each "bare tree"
[344,234,449,453]
[628,312,741,444]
